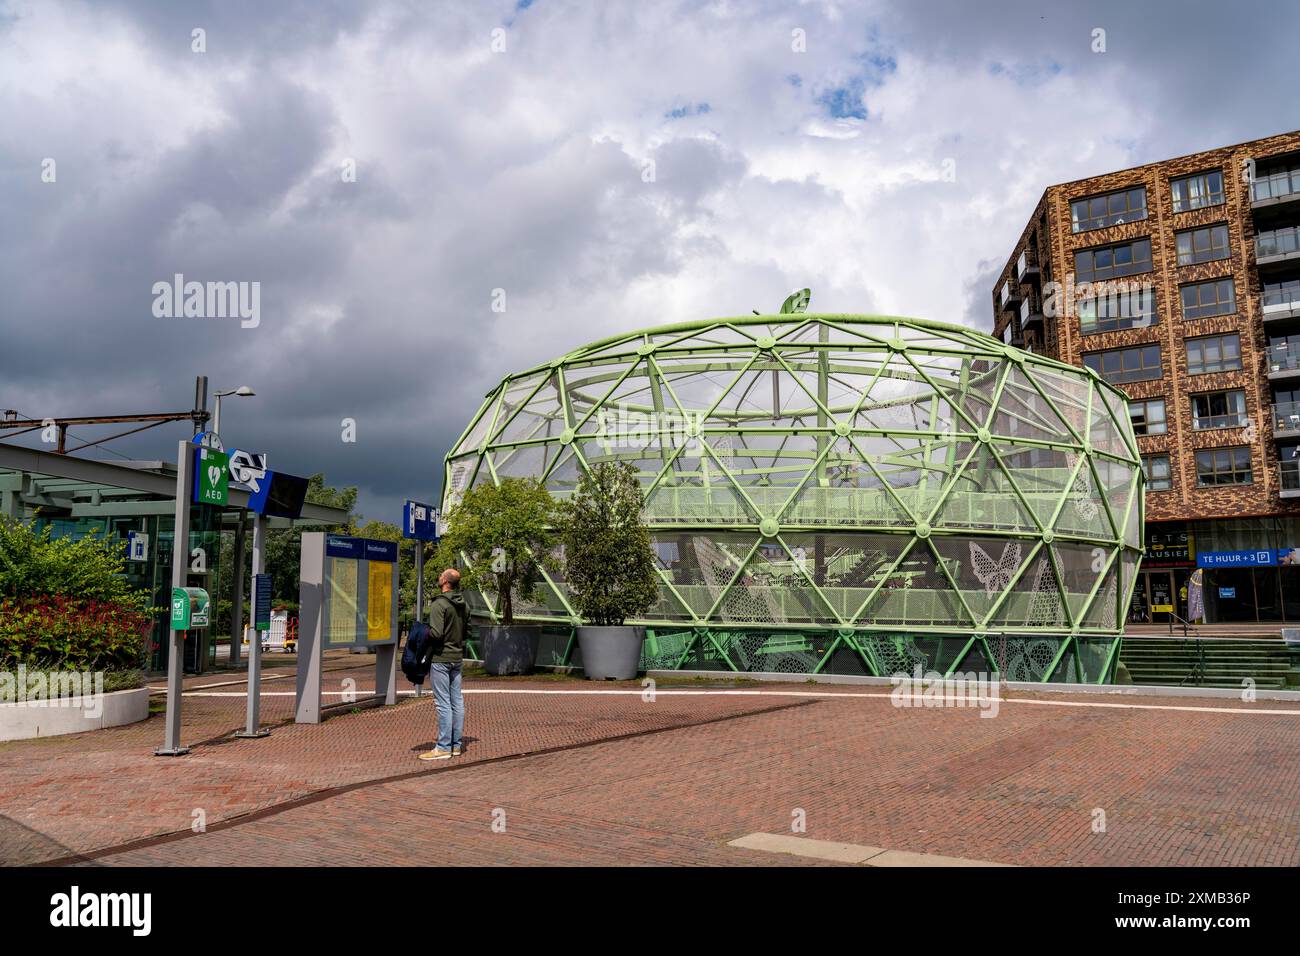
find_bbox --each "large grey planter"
[576,626,645,680]
[481,625,541,675]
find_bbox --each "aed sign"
[193,447,230,506]
[171,587,210,630]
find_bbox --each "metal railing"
[1269,342,1300,372]
[1263,285,1300,312]
[1252,165,1300,203]
[1282,460,1300,492]
[1273,401,1300,432]
[1257,225,1300,258]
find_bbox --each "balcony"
[1000,278,1022,311]
[1281,460,1300,499]
[1255,225,1300,269]
[1019,293,1043,330]
[1262,285,1300,324]
[1267,342,1300,381]
[1016,249,1041,285]
[1251,165,1300,211]
[1273,401,1300,439]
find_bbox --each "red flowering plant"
[0,518,154,679]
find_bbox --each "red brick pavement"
[28,681,1300,868]
[0,666,806,866]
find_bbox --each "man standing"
[418,568,469,761]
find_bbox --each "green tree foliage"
[436,477,557,624]
[558,462,659,626]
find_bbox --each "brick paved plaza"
[2,658,1298,868]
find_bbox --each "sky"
[2,0,1299,522]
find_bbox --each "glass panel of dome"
[858,539,974,628]
[1052,541,1107,623]
[1029,367,1091,436]
[930,534,1034,624]
[1052,454,1113,538]
[444,453,482,502]
[929,454,1040,532]
[1081,562,1120,630]
[452,396,499,456]
[540,446,583,498]
[992,365,1072,441]
[488,443,552,482]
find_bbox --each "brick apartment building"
[991,129,1300,625]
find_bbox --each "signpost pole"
[236,515,271,738]
[229,510,247,666]
[413,542,424,697]
[156,440,194,757]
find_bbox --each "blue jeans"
[429,662,464,751]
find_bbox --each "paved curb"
[728,832,1015,867]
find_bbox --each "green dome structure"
[441,314,1143,683]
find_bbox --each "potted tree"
[559,462,660,680]
[437,477,558,675]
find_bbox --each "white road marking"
[177,686,1300,716]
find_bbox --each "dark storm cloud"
[3,0,1300,520]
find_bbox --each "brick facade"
[991,130,1300,528]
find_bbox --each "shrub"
[0,518,153,672]
[558,462,659,626]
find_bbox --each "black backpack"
[401,622,433,685]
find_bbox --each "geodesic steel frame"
[441,314,1144,682]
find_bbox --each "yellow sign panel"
[1152,604,1174,613]
[367,561,392,642]
[327,557,358,645]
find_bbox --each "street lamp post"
[212,385,255,437]
[212,386,255,666]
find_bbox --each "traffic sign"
[402,500,439,541]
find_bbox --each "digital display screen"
[258,472,309,519]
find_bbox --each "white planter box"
[0,687,150,742]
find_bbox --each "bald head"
[438,568,461,592]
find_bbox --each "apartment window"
[1074,238,1152,282]
[1191,390,1247,430]
[1129,398,1167,436]
[1179,277,1236,319]
[1083,344,1163,384]
[1070,187,1148,233]
[1170,170,1225,213]
[1175,224,1230,266]
[1078,286,1157,334]
[1142,454,1172,491]
[1186,333,1241,374]
[1194,447,1252,486]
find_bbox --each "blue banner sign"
[402,500,439,541]
[1218,587,1236,599]
[1197,550,1279,568]
[253,573,273,630]
[325,535,398,563]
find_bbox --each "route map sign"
[295,533,400,723]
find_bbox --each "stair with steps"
[1120,637,1297,689]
